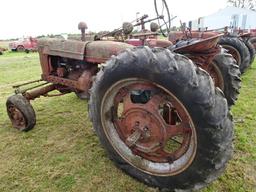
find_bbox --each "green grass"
[0,52,255,192]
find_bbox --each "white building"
[190,6,256,31]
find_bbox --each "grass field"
[0,52,255,192]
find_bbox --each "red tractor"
[169,27,255,74]
[6,0,235,191]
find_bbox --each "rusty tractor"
[95,6,241,107]
[169,27,255,74]
[6,0,234,191]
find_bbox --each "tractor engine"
[37,37,133,95]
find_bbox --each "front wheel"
[89,47,233,191]
[6,95,36,131]
[16,45,25,52]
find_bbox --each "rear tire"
[249,37,256,53]
[212,52,241,107]
[6,95,36,131]
[89,47,233,191]
[219,37,250,73]
[244,38,255,64]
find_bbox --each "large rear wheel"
[249,37,256,53]
[89,47,233,191]
[210,52,241,107]
[243,38,255,65]
[219,37,250,73]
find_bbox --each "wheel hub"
[7,105,26,129]
[117,108,166,154]
[112,82,194,163]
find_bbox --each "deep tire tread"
[219,36,250,73]
[212,52,241,106]
[89,47,233,191]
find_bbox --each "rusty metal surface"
[101,79,197,175]
[168,31,220,43]
[12,79,43,89]
[77,66,97,92]
[173,34,223,53]
[7,104,26,130]
[85,41,133,63]
[125,38,172,48]
[38,38,87,60]
[239,33,251,38]
[41,66,97,91]
[42,75,79,89]
[113,82,193,162]
[24,84,56,100]
[147,39,173,48]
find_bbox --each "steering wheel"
[154,0,171,37]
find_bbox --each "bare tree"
[227,0,256,10]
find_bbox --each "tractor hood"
[38,38,134,63]
[38,38,87,60]
[85,41,134,63]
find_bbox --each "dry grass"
[0,41,11,49]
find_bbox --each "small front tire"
[6,95,36,131]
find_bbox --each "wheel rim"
[7,104,26,130]
[100,78,197,176]
[222,45,241,66]
[207,62,225,91]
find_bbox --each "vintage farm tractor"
[169,26,255,73]
[6,0,234,191]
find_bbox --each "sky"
[0,0,227,40]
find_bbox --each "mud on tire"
[89,47,233,191]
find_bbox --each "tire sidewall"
[90,47,231,190]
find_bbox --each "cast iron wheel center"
[7,105,26,129]
[101,79,197,175]
[117,108,166,155]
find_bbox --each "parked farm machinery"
[169,27,256,73]
[6,0,235,191]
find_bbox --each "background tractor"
[6,0,234,191]
[169,27,256,74]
